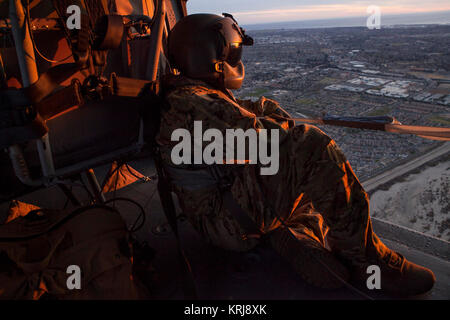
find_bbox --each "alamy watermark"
[366,265,381,290]
[66,5,81,30]
[66,265,81,290]
[171,121,280,175]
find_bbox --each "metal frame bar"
[8,0,57,186]
[146,0,166,81]
[85,168,106,203]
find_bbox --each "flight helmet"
[168,13,253,89]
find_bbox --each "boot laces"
[383,250,405,271]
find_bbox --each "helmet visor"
[227,42,243,67]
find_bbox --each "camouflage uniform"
[157,76,383,269]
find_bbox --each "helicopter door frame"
[5,0,182,199]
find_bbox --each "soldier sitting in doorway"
[156,13,435,296]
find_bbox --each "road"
[362,141,450,192]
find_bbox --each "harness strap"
[221,189,263,240]
[23,63,81,104]
[154,150,198,299]
[210,166,263,240]
[163,164,263,240]
[269,114,450,141]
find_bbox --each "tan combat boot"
[270,227,350,289]
[350,233,436,297]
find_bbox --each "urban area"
[235,24,450,239]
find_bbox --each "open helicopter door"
[0,0,187,203]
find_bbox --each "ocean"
[243,10,450,31]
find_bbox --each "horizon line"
[241,9,450,27]
[239,10,450,30]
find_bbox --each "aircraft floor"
[1,158,448,300]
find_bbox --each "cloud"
[187,0,450,24]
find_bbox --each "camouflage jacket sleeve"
[236,96,294,130]
[157,86,290,164]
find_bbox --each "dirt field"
[370,161,450,241]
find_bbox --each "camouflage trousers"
[171,124,385,268]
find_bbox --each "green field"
[295,97,317,105]
[247,88,270,97]
[429,115,450,125]
[367,106,391,116]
